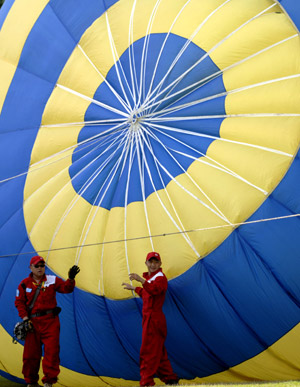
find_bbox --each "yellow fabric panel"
[0,0,49,114]
[102,175,231,299]
[121,201,156,281]
[160,171,231,257]
[24,168,73,232]
[57,45,105,98]
[30,125,81,163]
[211,12,297,71]
[41,86,90,126]
[207,140,292,194]
[226,77,300,114]
[187,323,300,384]
[0,60,16,115]
[182,0,280,54]
[24,126,79,201]
[220,117,300,155]
[186,156,267,225]
[25,176,109,295]
[0,325,24,379]
[101,207,130,298]
[224,39,300,93]
[76,0,279,82]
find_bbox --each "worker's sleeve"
[55,277,75,293]
[135,287,143,297]
[15,283,28,319]
[142,276,167,295]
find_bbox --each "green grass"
[0,375,24,386]
[1,374,300,387]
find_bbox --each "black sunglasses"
[34,264,45,268]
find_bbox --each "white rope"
[143,33,298,115]
[142,0,232,110]
[41,118,127,128]
[77,44,131,114]
[135,129,155,251]
[123,130,137,288]
[44,138,129,262]
[145,0,193,112]
[141,125,232,223]
[75,131,133,265]
[144,73,300,123]
[146,122,268,195]
[136,0,162,108]
[0,121,127,184]
[137,127,200,256]
[105,12,134,109]
[1,213,299,258]
[28,128,129,251]
[136,128,201,255]
[56,84,128,117]
[142,3,277,112]
[146,121,293,159]
[128,0,138,106]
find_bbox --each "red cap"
[146,252,161,261]
[30,255,45,266]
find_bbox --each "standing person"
[122,252,179,387]
[15,255,80,387]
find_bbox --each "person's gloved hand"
[68,265,80,280]
[24,319,33,333]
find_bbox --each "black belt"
[31,309,55,318]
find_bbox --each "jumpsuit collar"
[29,272,47,286]
[143,268,163,279]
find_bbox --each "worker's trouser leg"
[40,315,60,385]
[22,315,60,385]
[139,314,177,386]
[23,329,42,384]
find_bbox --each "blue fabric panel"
[0,369,25,385]
[166,271,231,378]
[0,208,30,258]
[239,197,300,306]
[157,117,223,138]
[18,5,76,84]
[0,0,14,31]
[161,74,226,114]
[49,0,119,42]
[278,0,300,32]
[167,236,269,376]
[0,257,15,299]
[71,290,141,378]
[271,150,300,214]
[150,126,214,157]
[204,229,300,344]
[0,177,26,228]
[0,69,52,163]
[57,289,96,375]
[163,95,225,118]
[0,241,38,329]
[73,32,224,207]
[104,297,142,367]
[71,140,123,206]
[85,100,127,122]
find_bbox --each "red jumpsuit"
[15,272,75,385]
[135,269,178,386]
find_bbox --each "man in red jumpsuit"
[122,252,179,386]
[15,255,80,387]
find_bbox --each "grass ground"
[1,375,300,387]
